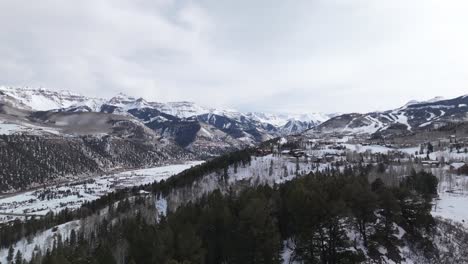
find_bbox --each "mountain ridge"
[0,86,331,131]
[5,86,468,144]
[309,93,468,137]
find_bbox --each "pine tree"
[269,160,274,177]
[69,229,77,247]
[14,250,22,264]
[236,195,281,263]
[223,167,228,183]
[295,157,300,175]
[6,246,14,263]
[344,180,377,247]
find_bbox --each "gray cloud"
[1,0,468,113]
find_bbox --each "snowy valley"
[1,88,468,264]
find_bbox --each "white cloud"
[0,0,468,113]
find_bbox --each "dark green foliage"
[154,148,253,195]
[427,142,434,154]
[0,134,190,192]
[14,250,23,264]
[29,168,437,264]
[343,178,377,247]
[7,246,14,263]
[0,148,439,264]
[402,170,438,198]
[0,148,252,249]
[94,244,116,264]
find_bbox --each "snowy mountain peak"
[108,93,138,105]
[0,86,93,111]
[315,93,468,136]
[402,96,446,108]
[0,86,331,135]
[403,100,420,107]
[278,119,316,135]
[160,101,213,118]
[246,112,330,127]
[427,96,445,103]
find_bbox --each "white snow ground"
[0,161,204,263]
[0,121,61,135]
[0,220,81,263]
[0,161,204,223]
[431,170,468,227]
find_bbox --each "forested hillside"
[2,163,443,264]
[2,135,468,263]
[0,134,190,191]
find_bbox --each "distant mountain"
[0,88,257,159]
[156,101,212,118]
[0,87,332,147]
[278,119,317,135]
[0,103,191,191]
[0,86,101,111]
[310,94,468,137]
[245,112,330,127]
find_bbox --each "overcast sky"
[1,0,468,114]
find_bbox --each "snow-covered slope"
[312,95,468,136]
[0,86,99,111]
[156,101,213,118]
[149,102,330,135]
[278,120,316,135]
[0,90,262,155]
[246,112,330,127]
[401,96,446,108]
[0,87,331,137]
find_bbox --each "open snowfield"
[432,170,468,227]
[433,193,468,226]
[307,142,468,228]
[0,161,204,223]
[0,161,204,263]
[0,220,81,263]
[0,121,61,135]
[344,144,468,227]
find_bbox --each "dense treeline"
[0,134,188,191]
[0,190,131,249]
[0,148,254,250]
[153,148,253,195]
[27,168,438,264]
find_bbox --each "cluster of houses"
[256,135,468,176]
[421,159,468,173]
[278,148,344,163]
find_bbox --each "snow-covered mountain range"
[0,86,329,131]
[311,95,468,137]
[0,86,332,156]
[4,86,468,147]
[0,86,101,111]
[245,112,330,127]
[1,85,468,193]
